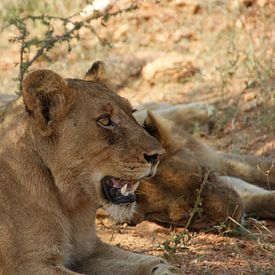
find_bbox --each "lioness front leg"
[134,102,215,131]
[8,264,83,275]
[75,239,182,275]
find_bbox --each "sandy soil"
[96,215,274,274]
[0,0,274,273]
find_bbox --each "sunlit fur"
[0,67,181,275]
[106,203,137,223]
[131,106,275,229]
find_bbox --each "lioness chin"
[0,62,181,275]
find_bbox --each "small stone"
[135,221,170,235]
[243,91,257,102]
[142,52,199,84]
[243,98,258,112]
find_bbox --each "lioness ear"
[22,70,74,136]
[144,111,162,142]
[84,60,106,81]
[144,111,174,150]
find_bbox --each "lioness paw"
[137,256,182,275]
[152,263,183,275]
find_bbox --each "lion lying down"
[0,64,182,274]
[131,103,275,230]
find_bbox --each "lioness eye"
[98,116,110,126]
[97,114,117,129]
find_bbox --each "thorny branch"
[185,168,212,229]
[160,169,212,257]
[8,3,138,93]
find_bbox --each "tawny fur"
[132,106,275,230]
[0,67,181,275]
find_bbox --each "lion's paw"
[137,256,183,275]
[151,263,183,275]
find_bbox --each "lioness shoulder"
[0,62,181,275]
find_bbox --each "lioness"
[0,64,182,274]
[132,105,275,230]
[85,61,274,230]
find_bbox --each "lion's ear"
[144,111,174,150]
[143,111,162,142]
[22,70,75,136]
[84,60,106,81]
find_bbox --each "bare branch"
[8,3,138,93]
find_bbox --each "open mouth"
[101,176,140,205]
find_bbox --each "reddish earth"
[96,216,274,274]
[0,0,274,273]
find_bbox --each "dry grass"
[0,0,274,273]
[0,0,86,22]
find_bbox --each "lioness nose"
[144,153,159,164]
[144,142,165,164]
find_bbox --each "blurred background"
[0,1,274,273]
[0,0,274,157]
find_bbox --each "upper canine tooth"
[120,184,128,196]
[132,181,140,192]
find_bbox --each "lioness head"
[22,61,164,221]
[132,112,243,229]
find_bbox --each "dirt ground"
[96,216,274,274]
[0,0,274,274]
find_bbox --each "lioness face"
[64,80,164,219]
[22,65,164,221]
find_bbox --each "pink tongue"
[111,178,126,188]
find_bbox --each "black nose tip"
[144,153,159,165]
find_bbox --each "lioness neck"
[0,98,91,213]
[0,100,61,207]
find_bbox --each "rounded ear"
[84,61,106,81]
[144,111,175,150]
[143,111,162,142]
[22,70,75,136]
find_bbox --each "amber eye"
[97,114,117,129]
[98,115,110,126]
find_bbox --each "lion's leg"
[219,176,271,197]
[35,266,82,275]
[134,102,214,129]
[219,176,275,219]
[218,153,275,190]
[5,264,82,275]
[75,239,181,275]
[244,192,275,219]
[154,103,214,126]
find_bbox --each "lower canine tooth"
[120,184,128,196]
[132,181,140,192]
